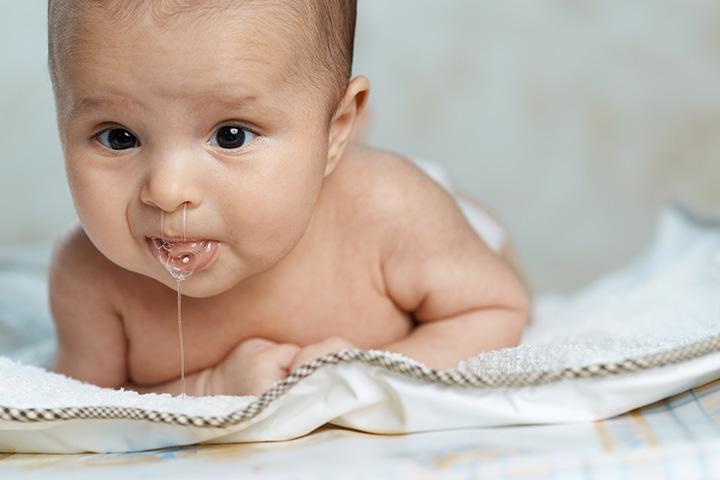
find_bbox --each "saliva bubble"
[152,237,212,282]
[154,205,212,282]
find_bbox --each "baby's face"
[55,5,337,297]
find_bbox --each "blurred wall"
[0,3,72,245]
[1,1,719,292]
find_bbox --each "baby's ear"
[325,76,370,176]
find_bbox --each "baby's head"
[48,0,369,296]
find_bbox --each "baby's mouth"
[146,236,218,280]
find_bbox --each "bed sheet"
[1,377,718,479]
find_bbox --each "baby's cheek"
[226,180,318,253]
[71,179,137,267]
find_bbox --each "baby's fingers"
[267,343,302,373]
[241,344,300,396]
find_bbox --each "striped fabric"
[1,378,718,479]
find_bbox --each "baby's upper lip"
[146,235,217,243]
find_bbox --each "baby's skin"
[48,1,530,396]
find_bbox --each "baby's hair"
[47,0,357,118]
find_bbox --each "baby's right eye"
[95,128,140,150]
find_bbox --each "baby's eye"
[209,125,256,149]
[95,128,139,150]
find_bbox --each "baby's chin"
[147,273,230,298]
[164,278,228,298]
[147,260,266,298]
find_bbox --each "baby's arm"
[374,156,530,369]
[50,227,198,394]
[50,225,129,388]
[50,226,295,397]
[125,338,299,397]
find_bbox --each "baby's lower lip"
[145,237,218,275]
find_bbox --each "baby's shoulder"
[328,145,458,229]
[49,223,124,297]
[333,144,429,187]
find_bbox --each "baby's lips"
[148,237,218,279]
[164,240,214,257]
[151,237,214,256]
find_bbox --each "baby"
[47,0,530,396]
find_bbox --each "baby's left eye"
[209,125,256,149]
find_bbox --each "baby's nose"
[140,153,203,212]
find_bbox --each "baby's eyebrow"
[68,92,277,119]
[67,95,139,118]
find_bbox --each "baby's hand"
[289,337,357,372]
[213,338,300,396]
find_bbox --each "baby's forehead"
[66,3,310,71]
[50,0,348,116]
[71,1,310,47]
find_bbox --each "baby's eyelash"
[208,124,258,150]
[92,126,140,152]
[87,123,261,152]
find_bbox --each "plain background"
[1,1,719,293]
